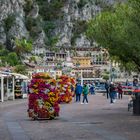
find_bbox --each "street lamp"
[109,60,113,82]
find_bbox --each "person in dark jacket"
[109,82,116,103]
[105,80,109,99]
[90,83,95,95]
[75,83,83,102]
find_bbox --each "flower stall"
[57,75,75,103]
[28,73,60,120]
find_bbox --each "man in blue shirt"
[75,83,83,102]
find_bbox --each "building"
[72,57,91,67]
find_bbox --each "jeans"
[76,94,81,102]
[82,94,88,103]
[90,90,95,95]
[110,91,116,103]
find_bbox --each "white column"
[1,77,4,102]
[109,61,112,82]
[81,70,83,86]
[6,77,9,98]
[12,76,15,100]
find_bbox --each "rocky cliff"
[0,0,121,52]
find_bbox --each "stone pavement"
[0,94,140,140]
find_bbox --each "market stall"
[0,73,15,102]
[0,71,29,102]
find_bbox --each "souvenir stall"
[0,71,29,102]
[15,79,22,98]
[28,72,60,120]
[57,75,75,103]
[0,73,15,102]
[12,73,29,99]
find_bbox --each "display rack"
[15,80,22,98]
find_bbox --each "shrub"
[4,14,15,32]
[77,0,87,9]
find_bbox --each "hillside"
[0,0,123,66]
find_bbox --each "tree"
[102,74,109,80]
[14,38,32,59]
[0,48,9,66]
[14,65,27,75]
[7,52,20,66]
[86,0,140,72]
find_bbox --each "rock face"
[0,0,119,51]
[0,0,27,44]
[55,0,101,48]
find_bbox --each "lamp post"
[80,69,83,86]
[109,60,112,82]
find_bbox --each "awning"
[0,71,29,80]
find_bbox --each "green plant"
[25,17,42,39]
[29,56,37,63]
[14,38,32,58]
[36,0,66,20]
[7,52,19,66]
[71,20,88,45]
[23,0,33,15]
[14,65,28,75]
[102,74,109,80]
[4,14,15,32]
[77,0,87,9]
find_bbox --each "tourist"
[75,83,82,102]
[105,80,109,99]
[109,82,116,103]
[117,83,123,99]
[81,83,89,104]
[90,83,95,95]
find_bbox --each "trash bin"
[133,92,140,115]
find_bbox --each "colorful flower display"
[57,75,75,103]
[28,72,60,120]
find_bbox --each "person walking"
[75,83,82,102]
[117,83,123,99]
[81,83,89,104]
[90,83,95,95]
[105,80,109,99]
[109,82,116,103]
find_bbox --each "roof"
[0,71,29,80]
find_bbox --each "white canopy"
[0,71,29,80]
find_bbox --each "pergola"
[0,71,29,102]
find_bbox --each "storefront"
[0,72,29,102]
[0,74,15,102]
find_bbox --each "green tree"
[102,74,109,80]
[14,38,32,59]
[0,49,9,66]
[7,52,19,66]
[29,56,37,64]
[14,65,27,75]
[4,14,15,33]
[86,0,140,72]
